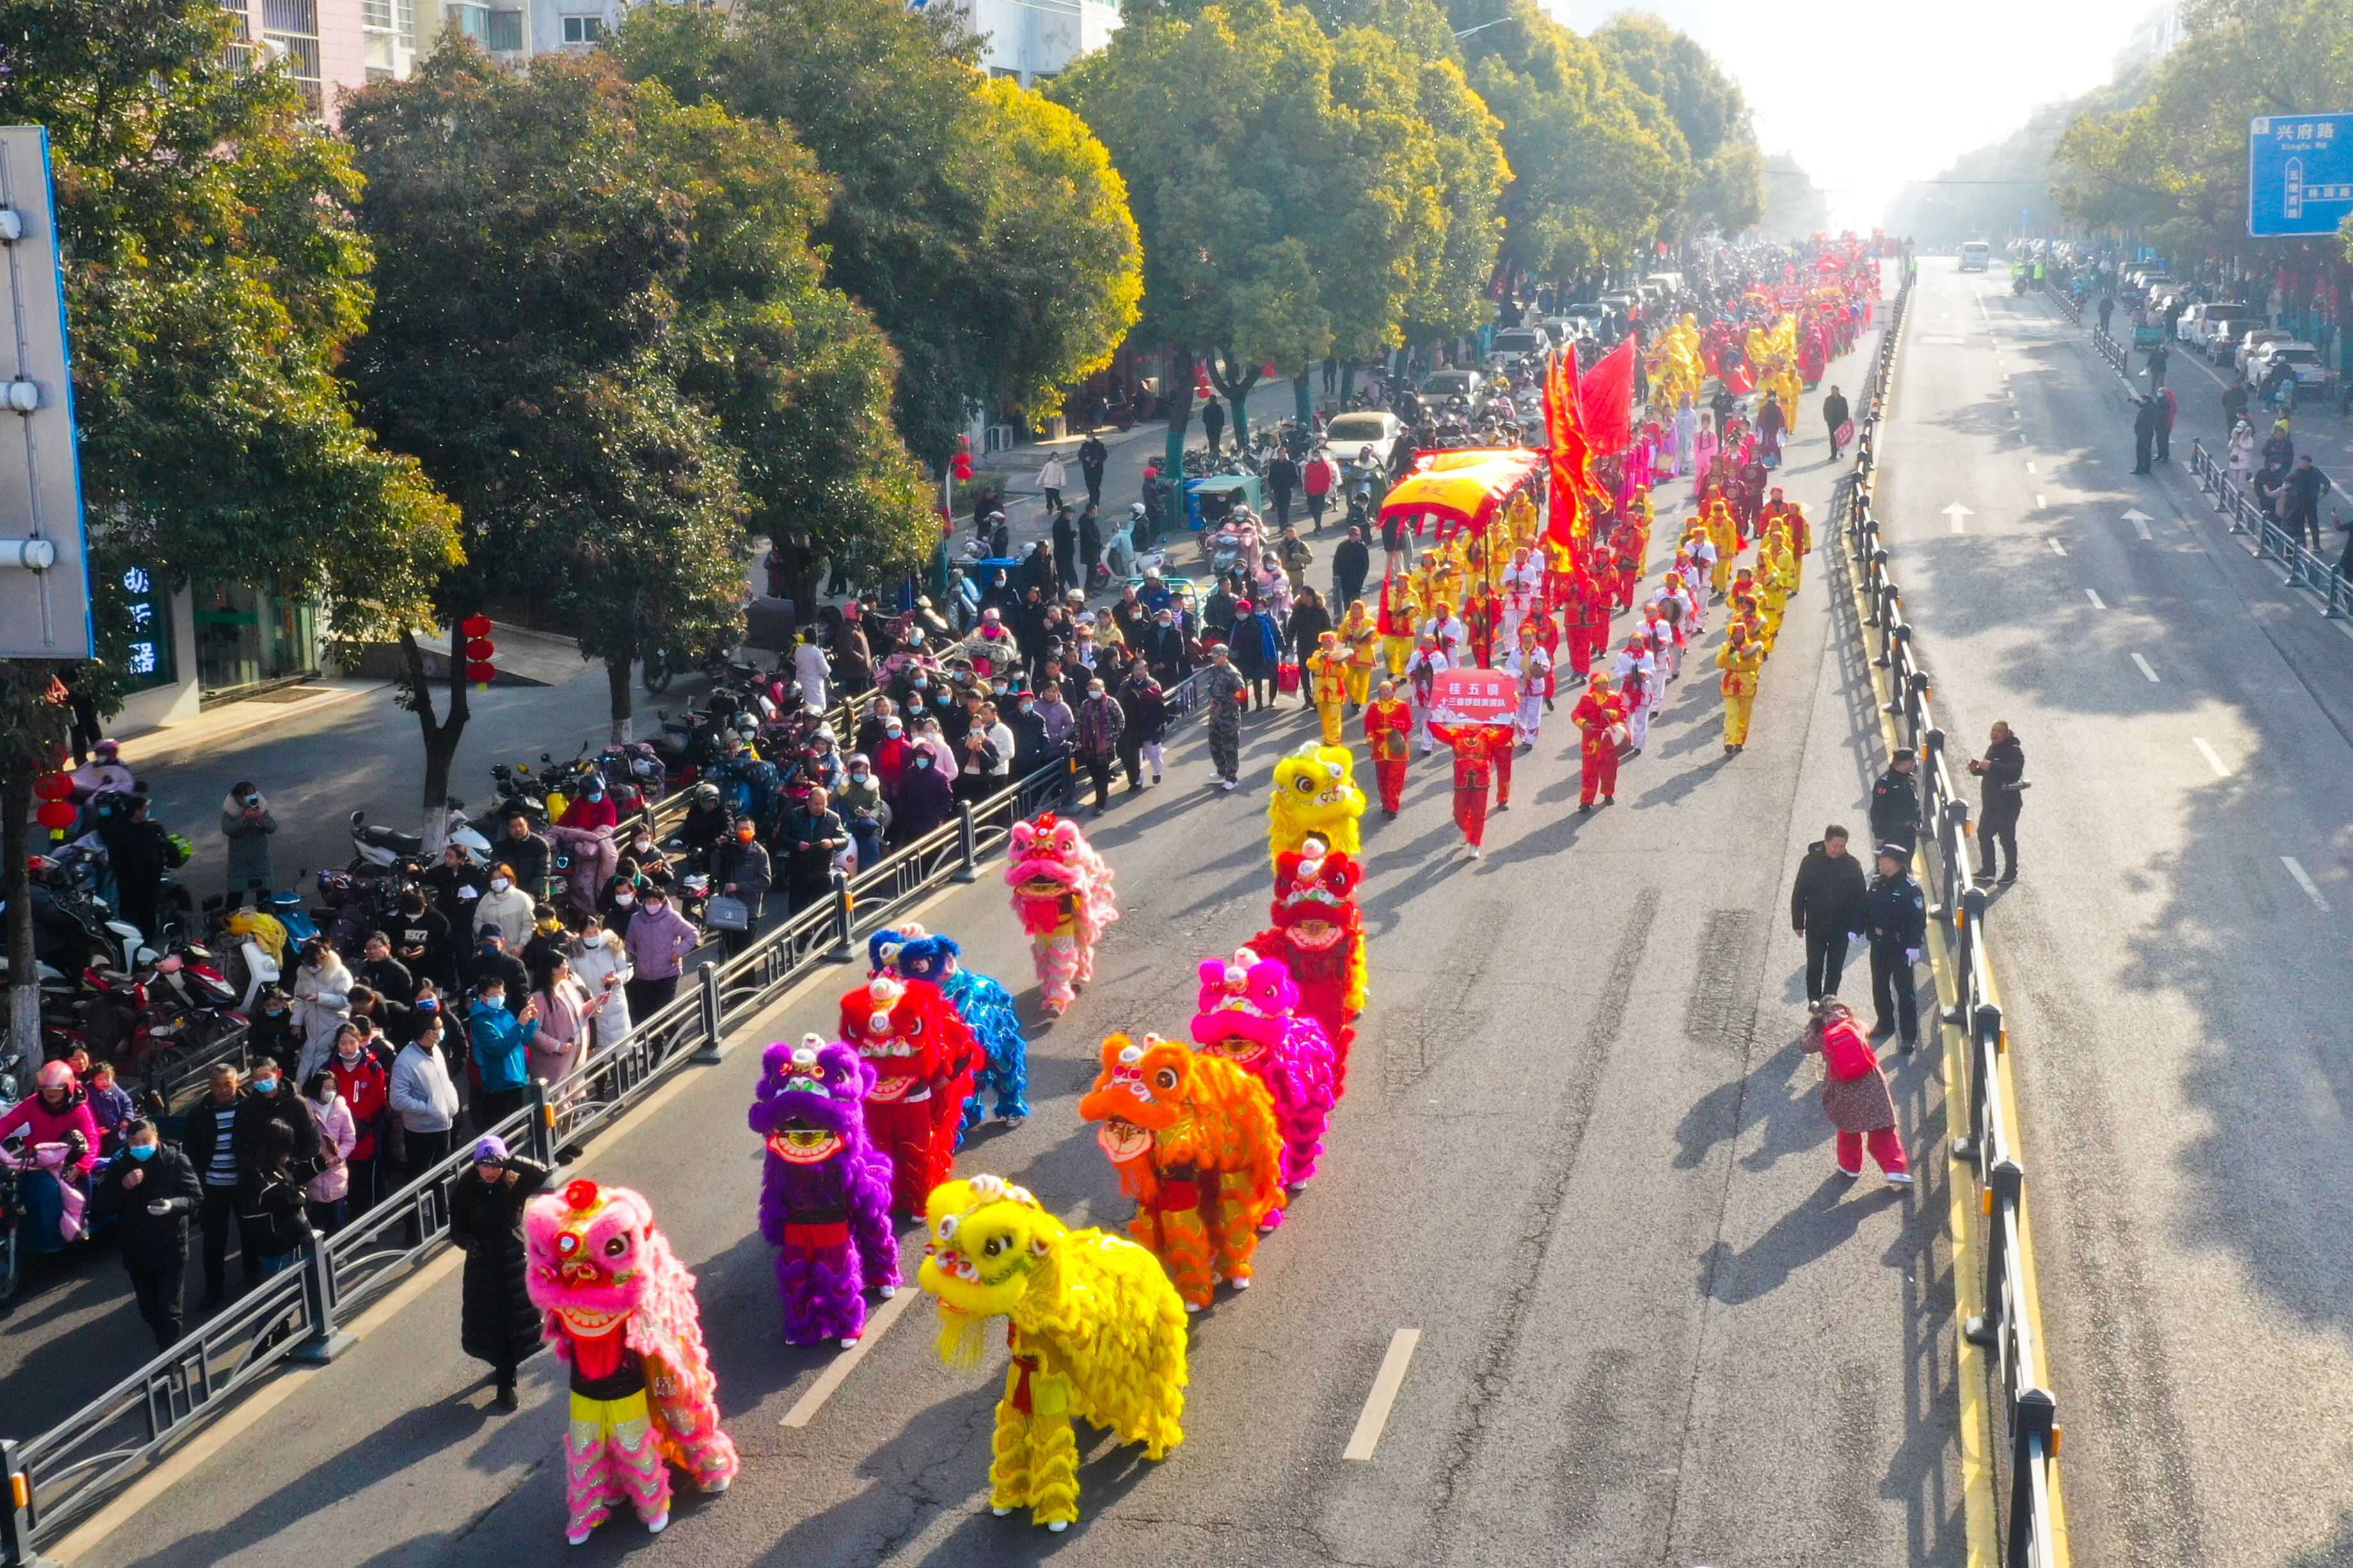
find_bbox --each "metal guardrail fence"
[2042,278,2082,326]
[0,669,1210,1564]
[2091,326,2129,379]
[2186,438,2352,616]
[1844,271,2062,1568]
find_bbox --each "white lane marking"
[2125,508,2154,540]
[2131,651,2160,682]
[1343,1329,1423,1461]
[781,1288,917,1427]
[2193,738,2230,777]
[1944,502,1973,534]
[2025,461,2037,474]
[2050,539,2068,556]
[2036,494,2048,509]
[2084,588,2105,608]
[2284,857,2332,912]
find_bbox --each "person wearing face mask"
[450,1134,551,1411]
[872,717,912,802]
[230,1061,324,1282]
[92,1117,202,1347]
[567,912,634,1050]
[218,780,278,911]
[713,816,773,954]
[1117,661,1168,791]
[292,937,354,1086]
[393,887,454,992]
[424,843,486,931]
[329,1022,392,1212]
[779,787,847,913]
[236,1118,312,1279]
[181,1064,249,1304]
[621,885,699,1020]
[246,983,299,1072]
[466,930,532,1017]
[356,930,415,1013]
[833,754,891,870]
[891,731,957,844]
[390,1015,463,1182]
[473,861,537,952]
[527,953,594,1090]
[556,776,619,834]
[0,1061,104,1255]
[1075,676,1124,811]
[1143,608,1191,686]
[302,1068,357,1237]
[466,976,541,1133]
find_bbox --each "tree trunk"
[4,777,38,1086]
[1162,347,1196,514]
[606,656,634,744]
[400,625,471,857]
[1340,362,1356,401]
[1293,372,1313,427]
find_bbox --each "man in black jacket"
[91,1118,203,1347]
[1868,747,1922,851]
[2131,396,2160,475]
[495,813,550,899]
[780,789,847,914]
[1967,721,2026,885]
[1821,385,1851,459]
[1331,525,1371,610]
[1865,844,1928,1047]
[1079,432,1108,506]
[1789,825,1869,1004]
[357,930,415,1008]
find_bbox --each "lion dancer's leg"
[779,1225,866,1345]
[567,1391,672,1544]
[1209,1176,1265,1292]
[871,1101,933,1216]
[1345,664,1371,708]
[988,1031,1031,1123]
[989,1359,1081,1529]
[1030,933,1079,1015]
[1130,1196,1215,1311]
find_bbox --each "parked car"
[1322,410,1406,473]
[2246,340,2333,392]
[2179,301,2256,347]
[1420,369,1484,406]
[1485,328,1548,368]
[2235,329,2294,377]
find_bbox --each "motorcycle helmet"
[693,782,721,805]
[1130,502,1146,519]
[37,1059,74,1092]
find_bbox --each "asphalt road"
[43,315,1969,1568]
[1882,265,2353,1568]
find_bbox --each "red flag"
[1542,346,1590,555]
[1578,339,1636,454]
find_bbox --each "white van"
[1959,241,1991,273]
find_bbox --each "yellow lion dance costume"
[1267,743,1365,869]
[919,1175,1187,1532]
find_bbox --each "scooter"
[350,805,492,872]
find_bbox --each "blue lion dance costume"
[868,925,1030,1132]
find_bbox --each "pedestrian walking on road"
[1363,679,1411,816]
[1200,644,1248,790]
[1864,844,1926,1049]
[1805,999,1912,1186]
[2285,455,2330,550]
[1821,385,1851,459]
[92,1118,202,1348]
[2096,293,2114,336]
[1965,722,2025,885]
[2227,416,2256,492]
[2130,395,2160,475]
[1331,525,1370,611]
[449,1134,549,1411]
[219,782,278,910]
[1039,452,1066,516]
[181,1065,248,1305]
[1791,827,1868,1005]
[2144,338,2169,391]
[1869,747,1921,852]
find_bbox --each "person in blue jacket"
[466,975,539,1134]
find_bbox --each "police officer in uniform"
[1869,746,1922,852]
[1865,843,1926,1050]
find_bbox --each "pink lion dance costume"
[1004,812,1118,1015]
[1189,946,1337,1228]
[523,1178,739,1546]
[749,1034,901,1347]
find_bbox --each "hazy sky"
[1549,0,2164,229]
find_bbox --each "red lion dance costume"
[837,974,978,1216]
[1004,812,1118,1015]
[523,1179,738,1546]
[1248,841,1368,1094]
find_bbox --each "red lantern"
[951,436,974,484]
[33,772,74,802]
[36,800,77,830]
[459,614,491,638]
[466,660,497,684]
[464,638,495,661]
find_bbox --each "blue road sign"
[2249,113,2353,237]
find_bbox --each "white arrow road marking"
[2025,461,2037,474]
[2131,652,2160,682]
[2085,588,2105,608]
[2283,856,2332,912]
[2193,738,2230,777]
[1343,1329,1423,1461]
[2050,539,2068,556]
[2036,494,2048,509]
[1944,503,1974,534]
[2125,508,2154,541]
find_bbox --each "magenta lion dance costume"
[1188,946,1337,1229]
[1004,812,1118,1016]
[523,1178,739,1546]
[749,1034,901,1347]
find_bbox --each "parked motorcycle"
[350,805,492,873]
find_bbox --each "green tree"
[0,0,459,1068]
[614,0,1141,464]
[1759,152,1832,240]
[1592,13,1763,235]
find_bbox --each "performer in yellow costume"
[1337,599,1379,708]
[1716,625,1763,752]
[1306,631,1351,747]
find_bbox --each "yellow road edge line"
[54,879,975,1564]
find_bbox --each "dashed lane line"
[1343,1329,1423,1461]
[2131,651,2161,683]
[2193,738,2230,778]
[780,1288,917,1428]
[2050,540,2068,557]
[2084,588,2104,608]
[2283,855,2332,912]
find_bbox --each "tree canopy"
[614,0,1141,463]
[1592,12,1763,235]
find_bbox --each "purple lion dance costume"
[749,1034,901,1347]
[1188,946,1337,1228]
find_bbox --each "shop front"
[192,582,324,701]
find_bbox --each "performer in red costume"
[1570,671,1629,811]
[1562,562,1610,685]
[1427,719,1511,859]
[1606,517,1644,612]
[1361,679,1413,817]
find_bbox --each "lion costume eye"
[1153,1066,1178,1091]
[1293,776,1315,793]
[604,1235,626,1258]
[984,1236,1006,1257]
